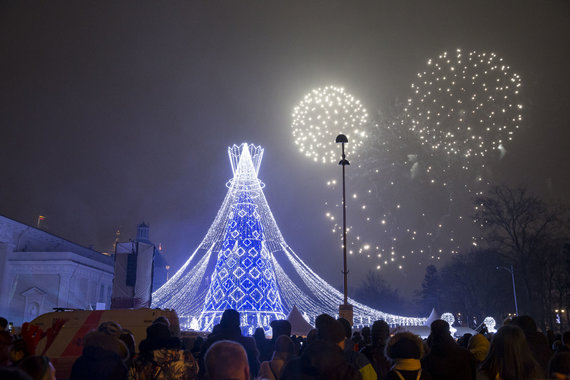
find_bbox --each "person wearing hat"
[385,332,431,380]
[70,321,128,380]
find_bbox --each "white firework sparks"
[292,86,369,164]
[405,49,523,160]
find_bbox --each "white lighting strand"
[152,143,426,331]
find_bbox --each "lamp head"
[335,134,348,143]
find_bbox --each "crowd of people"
[1,312,570,379]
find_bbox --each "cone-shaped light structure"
[152,143,426,334]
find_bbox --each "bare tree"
[474,185,567,325]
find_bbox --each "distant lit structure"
[111,222,168,309]
[152,143,426,333]
[0,215,113,325]
[484,316,497,333]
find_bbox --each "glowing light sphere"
[292,86,369,164]
[441,312,455,326]
[405,49,523,159]
[484,316,497,333]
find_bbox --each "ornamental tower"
[198,146,286,330]
[152,143,426,333]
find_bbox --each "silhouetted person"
[253,327,272,362]
[0,317,8,332]
[18,356,56,380]
[548,352,570,380]
[360,320,391,379]
[385,332,431,380]
[467,334,490,364]
[361,326,371,346]
[510,315,552,372]
[0,367,33,380]
[199,309,260,378]
[258,335,294,380]
[0,331,13,367]
[70,321,128,380]
[135,317,197,379]
[337,318,376,380]
[281,314,361,380]
[421,320,476,380]
[559,330,570,352]
[477,325,543,380]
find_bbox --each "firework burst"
[292,86,369,164]
[405,49,522,161]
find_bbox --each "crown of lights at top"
[405,49,523,160]
[292,86,368,164]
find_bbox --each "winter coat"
[134,348,198,380]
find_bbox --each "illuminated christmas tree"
[198,168,286,330]
[152,143,426,333]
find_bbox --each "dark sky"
[1,0,569,296]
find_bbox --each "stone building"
[0,214,114,326]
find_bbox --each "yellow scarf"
[393,358,421,371]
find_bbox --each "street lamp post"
[496,264,519,316]
[336,134,353,324]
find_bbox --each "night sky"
[1,1,569,296]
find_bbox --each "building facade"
[0,215,114,326]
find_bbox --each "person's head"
[10,339,31,364]
[253,327,265,340]
[386,332,423,360]
[18,356,56,380]
[480,325,540,380]
[427,319,453,348]
[315,314,345,348]
[306,329,318,345]
[371,320,390,347]
[0,317,8,331]
[146,322,171,341]
[84,327,129,361]
[0,367,33,380]
[510,315,537,336]
[467,333,490,362]
[98,321,123,338]
[119,330,136,360]
[0,330,14,365]
[204,340,249,380]
[361,326,371,342]
[219,309,240,331]
[562,331,570,347]
[337,318,352,339]
[274,335,294,356]
[270,319,291,339]
[548,352,570,379]
[457,333,472,348]
[430,319,450,336]
[152,316,170,328]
